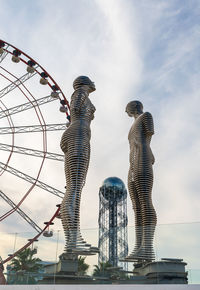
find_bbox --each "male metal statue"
[125,101,157,261]
[60,76,98,254]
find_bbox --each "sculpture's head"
[73,76,96,92]
[126,100,143,117]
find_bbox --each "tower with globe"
[98,177,128,269]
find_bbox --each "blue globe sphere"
[103,177,125,189]
[101,177,126,201]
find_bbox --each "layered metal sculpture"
[125,101,157,261]
[60,76,98,255]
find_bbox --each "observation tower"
[98,177,128,269]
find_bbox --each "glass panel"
[0,223,200,284]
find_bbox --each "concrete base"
[130,258,188,284]
[44,253,78,275]
[40,257,188,285]
[40,253,107,285]
[40,274,95,285]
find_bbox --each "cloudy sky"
[0,0,200,270]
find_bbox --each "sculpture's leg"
[141,194,157,258]
[134,160,157,260]
[61,150,90,252]
[127,169,142,252]
[63,157,70,248]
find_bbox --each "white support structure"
[0,69,38,99]
[0,95,59,119]
[0,190,42,233]
[0,143,64,161]
[0,123,66,134]
[0,161,64,198]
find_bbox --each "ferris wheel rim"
[0,39,70,110]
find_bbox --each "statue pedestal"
[45,253,78,275]
[40,253,81,284]
[131,258,188,284]
[39,253,97,284]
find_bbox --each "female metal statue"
[126,100,157,261]
[60,76,97,254]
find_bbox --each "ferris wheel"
[0,39,70,265]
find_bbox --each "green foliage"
[93,261,129,280]
[8,248,43,284]
[11,248,42,272]
[92,261,113,277]
[77,256,89,276]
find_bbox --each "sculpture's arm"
[143,112,154,136]
[143,112,155,164]
[71,89,88,112]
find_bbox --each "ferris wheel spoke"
[0,190,42,233]
[0,161,64,198]
[0,123,66,134]
[0,143,64,161]
[0,69,38,99]
[0,95,60,119]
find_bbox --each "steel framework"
[0,123,66,134]
[0,143,64,161]
[0,161,64,198]
[98,177,128,270]
[0,95,59,119]
[0,69,38,99]
[0,190,42,233]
